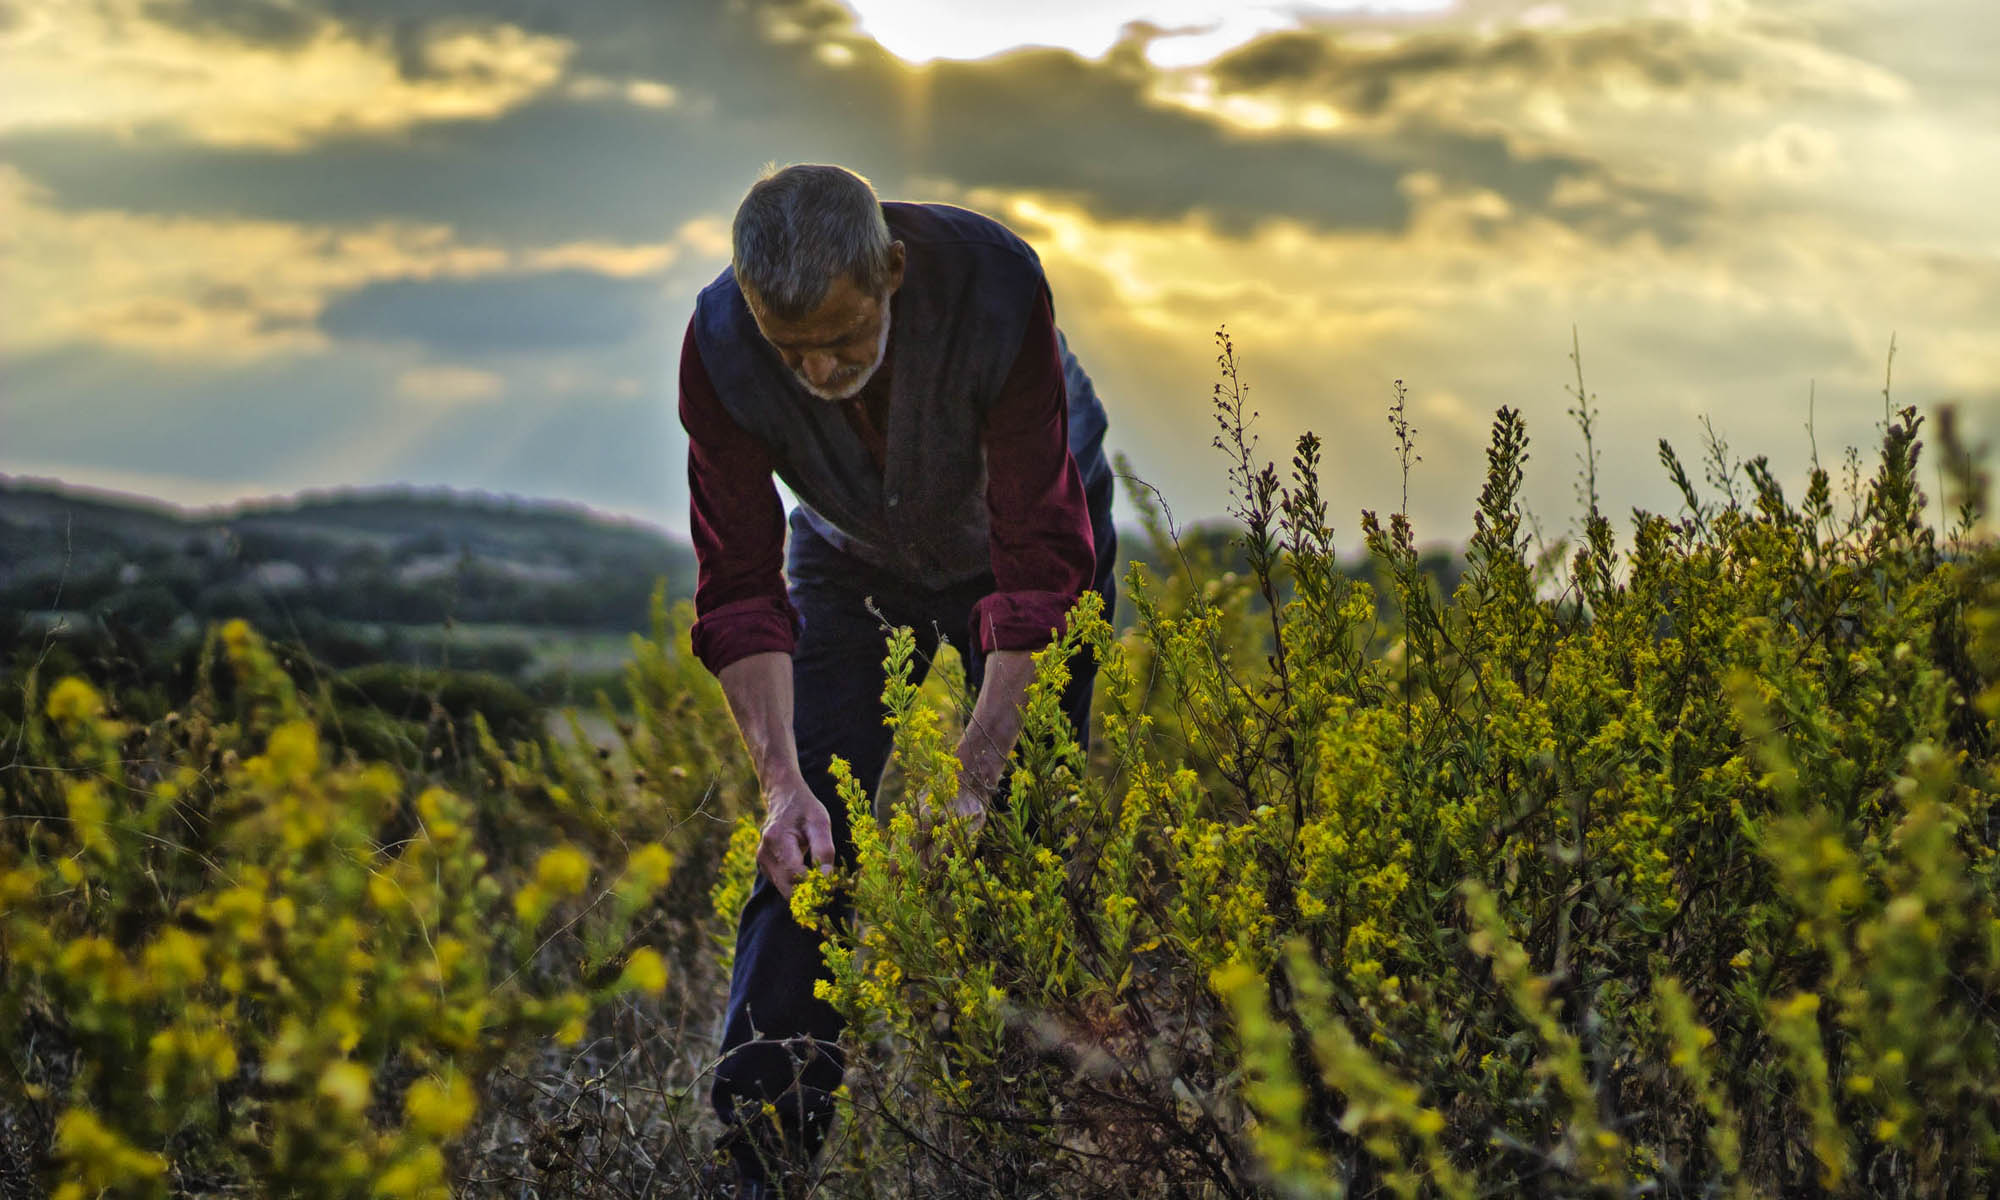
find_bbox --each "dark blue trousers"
[711,496,1117,1182]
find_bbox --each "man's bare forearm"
[717,651,806,791]
[718,651,835,896]
[956,648,1036,796]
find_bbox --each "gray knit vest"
[693,202,1109,590]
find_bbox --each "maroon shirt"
[679,289,1095,675]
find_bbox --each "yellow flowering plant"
[1,608,718,1195]
[4,335,1996,1197]
[788,335,2000,1197]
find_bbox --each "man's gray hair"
[731,164,895,322]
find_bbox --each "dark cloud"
[142,0,320,47]
[318,269,669,353]
[1209,22,1754,114]
[908,47,1407,233]
[0,96,742,241]
[158,0,859,77]
[909,44,1694,242]
[0,0,1666,250]
[0,0,870,240]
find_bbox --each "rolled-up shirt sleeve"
[970,288,1096,654]
[679,318,800,675]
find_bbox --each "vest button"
[886,493,900,508]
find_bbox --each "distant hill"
[2,477,1465,691]
[1,478,698,686]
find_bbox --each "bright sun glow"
[838,1,1459,67]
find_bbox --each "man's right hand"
[758,780,837,899]
[714,652,833,901]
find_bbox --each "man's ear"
[739,286,776,343]
[884,240,907,297]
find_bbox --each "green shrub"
[328,662,541,766]
[0,602,741,1196]
[5,340,1995,1198]
[802,340,1998,1197]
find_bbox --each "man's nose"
[802,351,838,386]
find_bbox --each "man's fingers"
[949,786,988,837]
[806,808,837,876]
[760,833,804,899]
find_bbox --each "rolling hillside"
[1,478,698,694]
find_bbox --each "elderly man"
[680,164,1116,1191]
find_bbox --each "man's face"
[747,243,905,402]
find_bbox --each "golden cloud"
[1194,12,1910,132]
[952,179,1996,538]
[0,166,493,357]
[1723,121,1843,185]
[0,0,572,148]
[520,241,682,278]
[0,166,707,359]
[564,75,680,110]
[1137,3,1915,228]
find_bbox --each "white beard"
[795,303,892,402]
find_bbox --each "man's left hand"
[916,777,989,869]
[945,778,989,839]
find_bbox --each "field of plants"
[4,339,1997,1198]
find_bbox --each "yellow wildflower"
[318,1061,372,1114]
[143,928,206,992]
[405,1076,478,1138]
[619,947,669,995]
[626,843,675,891]
[534,845,592,897]
[65,780,114,862]
[45,677,104,726]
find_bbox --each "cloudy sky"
[3,0,1994,550]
